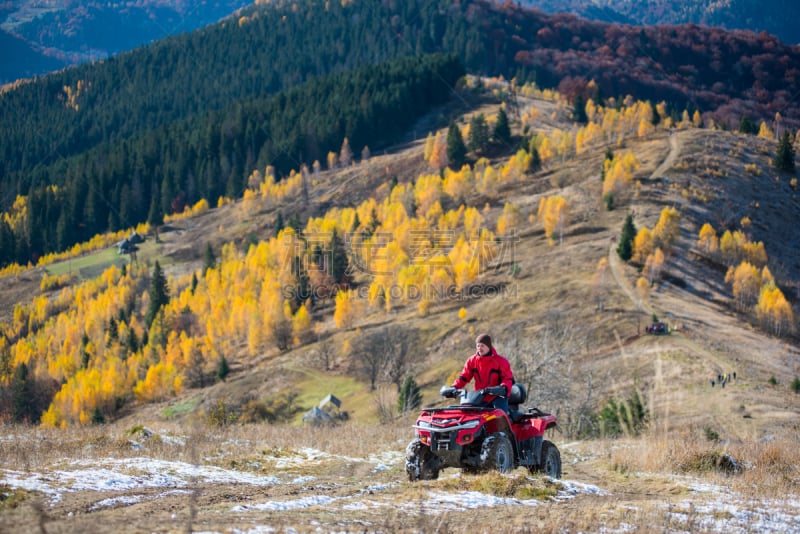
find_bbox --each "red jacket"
[452,347,514,401]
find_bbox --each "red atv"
[406,383,561,481]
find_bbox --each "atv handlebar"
[439,385,507,398]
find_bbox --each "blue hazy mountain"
[1,0,251,84]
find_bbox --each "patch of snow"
[88,489,192,511]
[665,497,800,533]
[231,495,337,512]
[552,478,609,499]
[416,490,540,511]
[0,456,313,504]
[686,481,730,494]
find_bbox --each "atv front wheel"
[537,440,562,478]
[405,439,440,481]
[479,433,514,472]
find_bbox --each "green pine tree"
[528,145,541,172]
[572,94,587,123]
[216,355,231,382]
[397,375,423,413]
[330,229,350,284]
[467,114,489,153]
[11,362,35,423]
[447,122,467,168]
[739,116,757,135]
[774,131,796,173]
[106,317,118,347]
[145,260,170,328]
[147,186,163,227]
[617,214,637,261]
[493,108,512,145]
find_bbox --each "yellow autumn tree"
[636,276,650,308]
[743,241,768,268]
[334,289,360,329]
[496,202,521,236]
[414,174,443,216]
[429,131,448,171]
[423,132,435,161]
[756,283,794,336]
[632,227,654,263]
[697,223,719,257]
[719,230,744,265]
[725,261,762,311]
[537,195,569,245]
[442,165,472,203]
[292,302,313,345]
[652,206,680,253]
[692,110,703,128]
[643,248,665,284]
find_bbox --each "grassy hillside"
[2,79,797,434]
[1,81,799,533]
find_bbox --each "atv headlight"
[460,420,480,429]
[415,421,433,430]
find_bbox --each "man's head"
[475,333,492,356]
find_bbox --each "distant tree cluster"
[696,221,794,336]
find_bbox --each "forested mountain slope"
[4,0,800,270]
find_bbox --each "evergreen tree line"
[0,54,464,266]
[0,0,492,195]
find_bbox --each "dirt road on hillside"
[607,133,680,317]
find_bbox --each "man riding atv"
[405,333,562,480]
[442,333,514,413]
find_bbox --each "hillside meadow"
[1,80,799,531]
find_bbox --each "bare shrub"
[505,311,594,438]
[373,386,397,424]
[349,324,418,391]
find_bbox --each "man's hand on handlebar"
[439,386,459,398]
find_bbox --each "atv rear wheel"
[479,433,514,473]
[539,440,562,478]
[405,439,440,481]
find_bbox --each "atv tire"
[405,439,440,481]
[479,433,514,473]
[533,440,562,479]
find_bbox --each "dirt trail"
[651,132,680,178]
[607,133,680,316]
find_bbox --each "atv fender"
[482,413,520,461]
